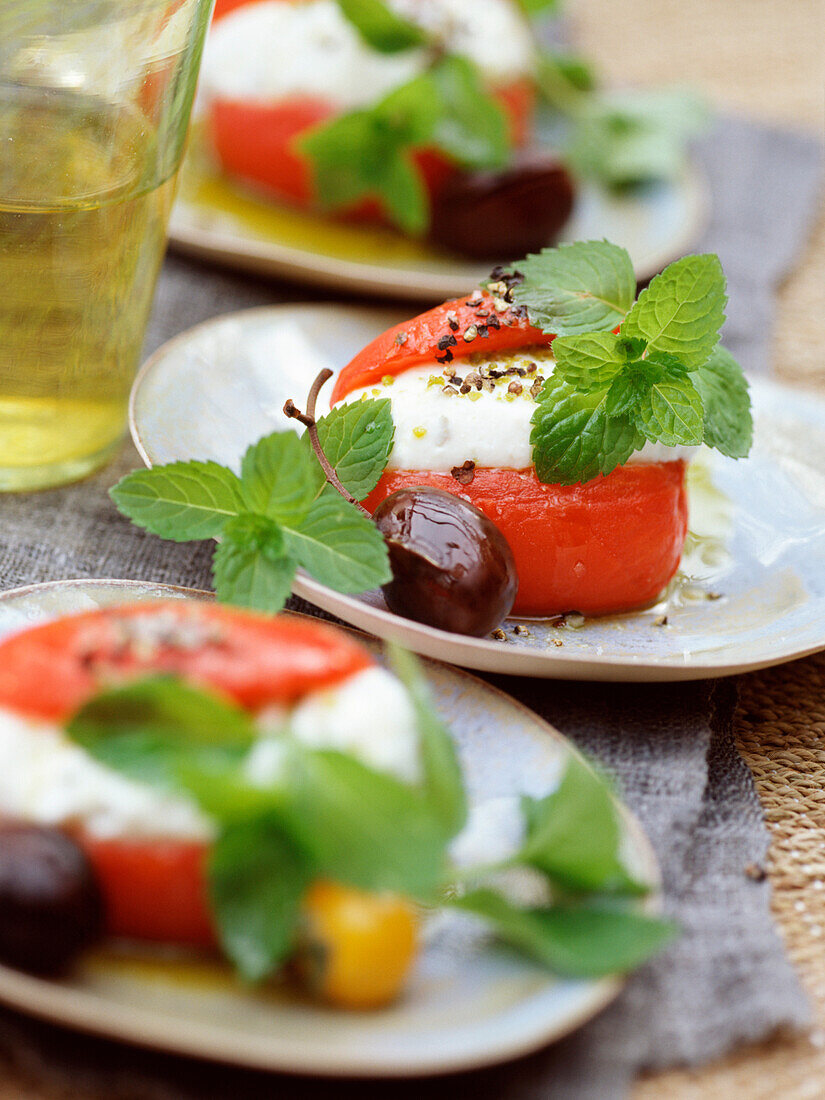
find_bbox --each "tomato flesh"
[0,603,374,948]
[365,464,688,616]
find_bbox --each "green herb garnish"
[500,240,752,485]
[299,54,508,234]
[111,394,394,615]
[67,658,674,983]
[335,0,427,53]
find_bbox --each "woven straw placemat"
[571,0,825,1094]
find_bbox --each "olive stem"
[284,370,372,518]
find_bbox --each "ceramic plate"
[0,578,658,1077]
[168,129,708,300]
[130,304,825,682]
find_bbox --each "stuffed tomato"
[331,292,692,618]
[200,0,538,217]
[0,602,423,1004]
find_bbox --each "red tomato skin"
[208,79,535,218]
[331,294,553,402]
[0,602,372,723]
[0,604,376,949]
[80,834,215,946]
[364,464,688,616]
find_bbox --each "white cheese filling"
[0,666,420,842]
[344,352,699,471]
[201,0,535,112]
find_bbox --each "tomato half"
[0,603,373,946]
[365,464,688,616]
[330,294,553,402]
[208,79,535,220]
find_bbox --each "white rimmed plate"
[130,304,825,682]
[0,578,658,1077]
[169,130,708,300]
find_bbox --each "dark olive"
[373,487,518,637]
[0,823,104,974]
[428,153,575,260]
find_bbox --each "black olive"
[0,824,104,974]
[428,153,576,261]
[373,487,518,636]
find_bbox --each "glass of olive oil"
[0,0,214,490]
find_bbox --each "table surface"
[574,1,825,1096]
[0,2,823,1097]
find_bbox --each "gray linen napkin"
[0,116,820,1099]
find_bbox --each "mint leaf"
[68,676,257,751]
[388,644,467,838]
[299,57,508,234]
[530,374,641,485]
[622,254,726,369]
[209,820,312,982]
[452,890,676,977]
[636,369,704,447]
[552,332,646,389]
[300,106,428,233]
[509,241,637,336]
[516,0,562,12]
[240,432,316,527]
[336,0,426,52]
[280,746,447,897]
[517,755,644,895]
[284,486,391,592]
[693,346,753,459]
[426,55,508,169]
[307,398,394,501]
[66,676,254,795]
[213,515,297,614]
[110,462,243,541]
[566,88,708,187]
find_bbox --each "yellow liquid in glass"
[0,88,176,490]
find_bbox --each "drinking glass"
[0,0,214,491]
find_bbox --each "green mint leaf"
[66,676,254,796]
[551,331,646,389]
[515,0,562,11]
[280,746,447,897]
[692,346,753,459]
[388,644,467,838]
[209,820,313,982]
[68,675,257,751]
[307,398,394,501]
[426,55,508,170]
[636,362,704,447]
[299,58,507,234]
[300,108,429,234]
[213,514,297,614]
[517,755,644,894]
[110,462,243,542]
[508,241,637,336]
[530,375,641,485]
[622,254,727,369]
[566,88,709,187]
[284,486,391,593]
[240,432,316,527]
[336,0,427,52]
[451,889,676,977]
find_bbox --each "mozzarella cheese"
[345,352,700,471]
[0,667,421,841]
[202,0,535,112]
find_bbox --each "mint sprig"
[506,240,752,485]
[111,400,394,614]
[335,0,427,53]
[299,55,508,234]
[67,672,673,984]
